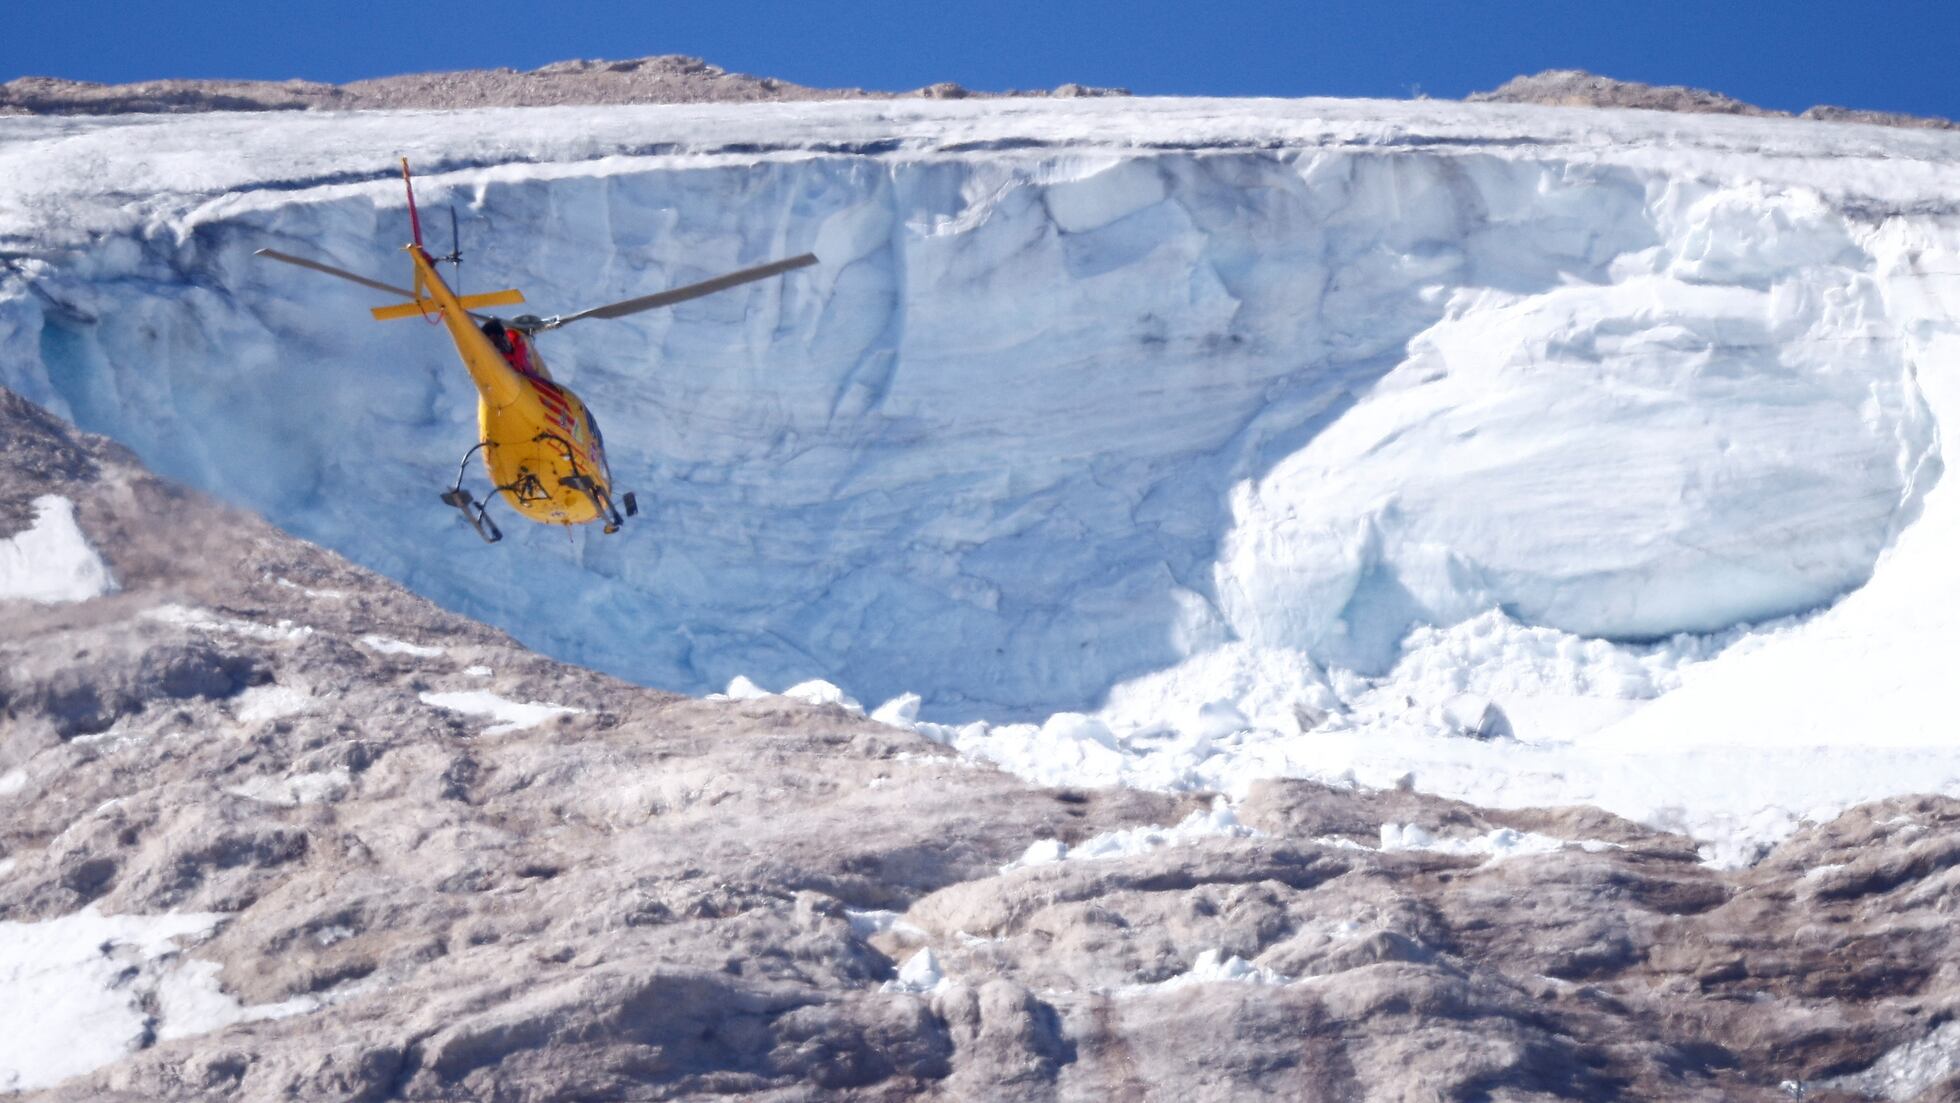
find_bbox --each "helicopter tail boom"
[401,158,426,249]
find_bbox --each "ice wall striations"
[0,103,1947,718]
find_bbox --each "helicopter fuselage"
[408,246,614,528]
[255,157,811,544]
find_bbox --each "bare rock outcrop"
[5,384,1958,1101]
[1470,68,1958,131]
[0,56,1128,116]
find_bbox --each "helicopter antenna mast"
[442,205,463,295]
[400,158,425,249]
[440,206,462,267]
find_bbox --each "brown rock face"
[4,385,1957,1100]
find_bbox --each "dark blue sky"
[8,1,1954,120]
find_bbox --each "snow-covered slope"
[5,97,1960,857]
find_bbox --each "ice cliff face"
[0,99,1955,721]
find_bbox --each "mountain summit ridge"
[5,57,1952,133]
[0,54,1127,116]
[1469,67,1957,129]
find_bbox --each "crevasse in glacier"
[0,100,1947,723]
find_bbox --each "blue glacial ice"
[0,98,1950,735]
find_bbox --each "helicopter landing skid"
[441,442,503,543]
[561,474,627,534]
[439,486,503,543]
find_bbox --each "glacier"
[5,97,1960,856]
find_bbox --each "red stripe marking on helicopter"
[524,379,600,472]
[531,385,572,418]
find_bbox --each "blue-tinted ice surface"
[0,98,1949,723]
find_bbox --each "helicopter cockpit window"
[522,343,552,381]
[481,318,513,353]
[481,320,552,381]
[583,406,606,456]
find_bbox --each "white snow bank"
[155,959,318,1041]
[782,680,865,715]
[419,690,582,735]
[1132,949,1291,994]
[1217,257,1925,672]
[1376,823,1599,864]
[715,676,772,702]
[232,683,312,725]
[881,948,951,995]
[709,676,865,715]
[0,495,115,604]
[358,634,446,658]
[0,905,310,1092]
[143,604,313,642]
[1589,318,1960,756]
[1001,798,1257,873]
[871,693,923,728]
[225,768,350,806]
[845,909,926,940]
[272,577,344,600]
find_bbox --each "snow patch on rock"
[155,959,319,1042]
[882,948,951,994]
[1002,798,1258,872]
[144,604,313,642]
[226,768,351,806]
[358,634,446,658]
[419,690,582,736]
[232,684,312,725]
[0,906,284,1092]
[1134,949,1292,993]
[711,676,867,715]
[1822,1020,1960,1102]
[1377,823,1579,864]
[846,909,927,940]
[0,495,116,604]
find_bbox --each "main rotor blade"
[255,248,414,300]
[542,253,818,330]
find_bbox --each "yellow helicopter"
[257,160,815,543]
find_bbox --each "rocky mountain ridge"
[4,56,1952,135]
[1469,68,1957,130]
[5,386,1959,1099]
[0,55,1126,116]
